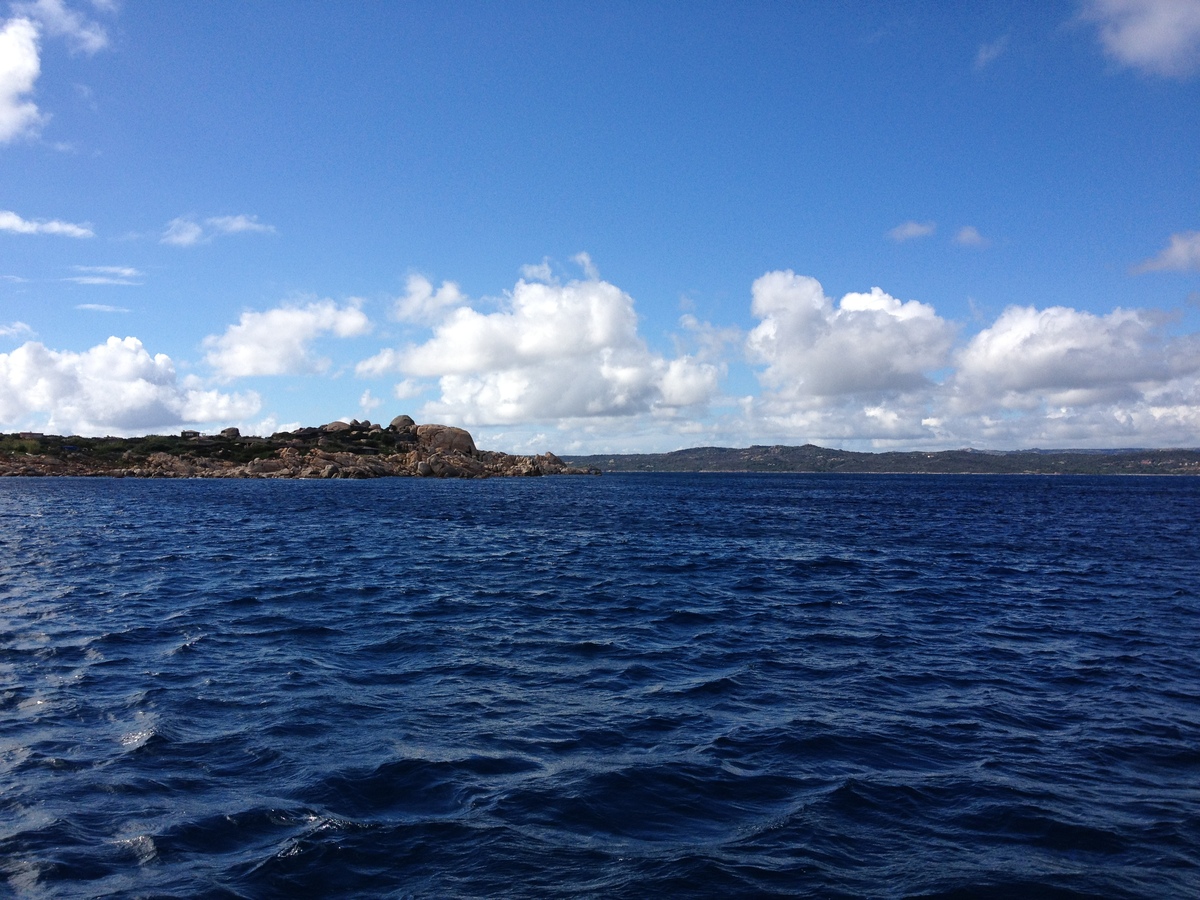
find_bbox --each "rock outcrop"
[0,418,601,480]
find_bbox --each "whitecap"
[120,729,154,749]
[115,834,158,865]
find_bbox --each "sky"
[2,0,1200,453]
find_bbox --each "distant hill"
[562,444,1200,476]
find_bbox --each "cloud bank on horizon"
[4,263,1198,451]
[2,1,1199,452]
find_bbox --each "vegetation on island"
[0,417,598,479]
[4,421,1198,478]
[562,443,1200,476]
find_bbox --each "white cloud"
[351,265,1200,451]
[519,259,555,282]
[203,299,371,379]
[359,388,382,414]
[355,348,403,378]
[358,266,1200,451]
[361,273,720,425]
[746,271,956,401]
[659,356,720,407]
[66,265,141,285]
[68,269,138,287]
[736,288,1200,450]
[887,220,936,242]
[572,251,599,280]
[954,225,990,248]
[75,303,129,312]
[391,274,466,323]
[975,35,1009,70]
[913,303,1200,448]
[13,0,108,55]
[1,321,34,338]
[0,208,93,238]
[206,214,275,236]
[1133,230,1200,272]
[0,17,43,143]
[391,379,425,400]
[948,305,1192,411]
[0,336,261,435]
[1081,0,1200,77]
[676,313,742,364]
[161,217,204,246]
[76,265,141,278]
[161,214,275,247]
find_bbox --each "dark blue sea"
[2,474,1198,899]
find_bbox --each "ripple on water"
[0,474,1198,897]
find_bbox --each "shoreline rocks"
[0,419,600,480]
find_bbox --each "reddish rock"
[416,424,477,456]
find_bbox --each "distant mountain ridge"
[562,444,1200,475]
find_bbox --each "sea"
[1,473,1198,899]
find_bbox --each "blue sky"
[3,0,1200,452]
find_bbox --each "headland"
[0,416,599,479]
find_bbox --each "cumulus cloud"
[359,273,720,425]
[954,225,990,248]
[359,388,382,414]
[516,253,599,284]
[391,274,466,323]
[392,379,424,400]
[1081,0,1200,77]
[1133,230,1200,272]
[747,271,956,401]
[914,303,1200,447]
[359,266,1200,450]
[0,336,261,435]
[203,299,371,379]
[0,208,93,237]
[161,214,275,247]
[948,305,1192,410]
[734,280,1200,449]
[355,348,403,379]
[0,17,43,143]
[888,221,936,242]
[519,258,555,283]
[572,251,600,280]
[676,313,742,365]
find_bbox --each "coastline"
[563,444,1200,476]
[5,419,1199,478]
[0,417,599,479]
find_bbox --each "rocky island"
[0,416,600,479]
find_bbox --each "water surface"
[2,474,1198,897]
